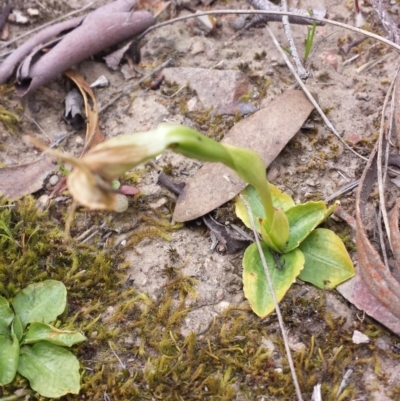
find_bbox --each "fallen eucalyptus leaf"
[355,142,400,321]
[173,90,315,222]
[0,157,57,200]
[337,275,400,336]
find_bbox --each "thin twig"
[265,23,368,162]
[136,10,400,53]
[377,67,400,252]
[0,0,101,54]
[240,195,304,401]
[280,0,309,79]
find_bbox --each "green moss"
[0,84,21,134]
[0,197,398,400]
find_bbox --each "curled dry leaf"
[64,69,104,151]
[173,90,315,222]
[356,145,400,320]
[337,140,400,335]
[0,0,155,96]
[50,69,106,199]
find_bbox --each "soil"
[1,0,400,400]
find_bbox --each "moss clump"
[0,197,398,400]
[0,84,21,134]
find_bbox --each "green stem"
[162,124,275,223]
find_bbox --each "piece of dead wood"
[202,215,250,254]
[0,1,12,33]
[173,90,314,222]
[0,157,57,200]
[246,0,326,26]
[0,0,155,96]
[0,15,84,84]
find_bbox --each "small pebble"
[27,8,40,16]
[213,301,230,313]
[352,330,370,344]
[48,175,60,186]
[230,15,247,31]
[90,75,109,88]
[114,194,129,213]
[36,194,50,211]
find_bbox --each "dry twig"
[280,0,309,79]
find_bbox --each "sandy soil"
[1,0,400,400]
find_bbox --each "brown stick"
[0,1,12,32]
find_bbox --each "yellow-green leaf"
[243,243,304,317]
[260,208,289,253]
[285,201,335,252]
[235,184,295,231]
[298,228,355,289]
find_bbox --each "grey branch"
[247,0,326,26]
[370,0,400,45]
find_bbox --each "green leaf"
[235,184,295,230]
[243,243,304,317]
[0,219,15,242]
[12,315,24,342]
[18,342,81,398]
[12,280,67,329]
[285,201,336,252]
[22,322,86,347]
[260,208,290,253]
[0,296,14,335]
[298,228,355,289]
[0,333,19,385]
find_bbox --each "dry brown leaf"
[337,139,400,334]
[173,90,315,222]
[0,157,57,200]
[337,274,400,336]
[64,69,104,151]
[355,142,400,320]
[49,69,105,198]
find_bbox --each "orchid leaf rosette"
[30,123,354,318]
